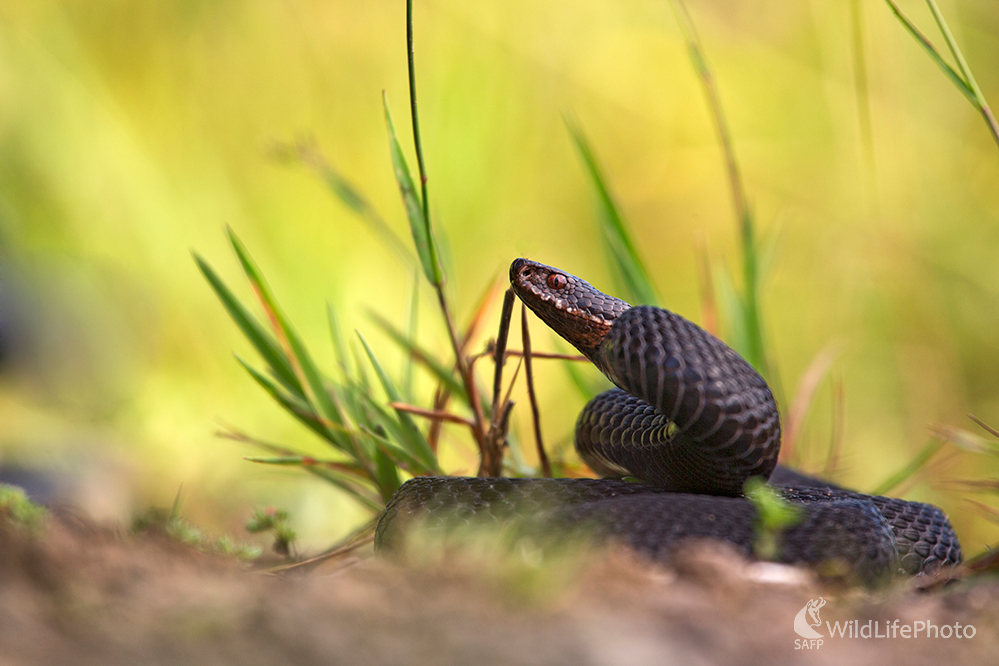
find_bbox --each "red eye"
[547,273,567,290]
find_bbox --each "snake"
[376,258,961,583]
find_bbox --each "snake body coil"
[376,259,961,582]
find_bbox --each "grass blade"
[564,118,658,307]
[929,423,999,455]
[694,232,719,336]
[883,0,975,103]
[406,0,430,230]
[244,455,367,476]
[357,332,439,471]
[403,275,419,402]
[870,438,945,496]
[782,344,840,461]
[353,392,445,474]
[298,467,382,512]
[194,253,302,396]
[923,0,999,146]
[371,448,402,503]
[367,311,467,400]
[713,263,750,360]
[235,356,331,441]
[220,428,382,511]
[284,140,417,267]
[668,0,773,380]
[327,303,352,378]
[225,227,348,450]
[360,425,438,475]
[555,338,607,401]
[383,92,442,286]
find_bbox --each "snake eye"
[547,273,567,290]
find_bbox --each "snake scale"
[376,258,961,583]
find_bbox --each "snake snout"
[510,258,531,282]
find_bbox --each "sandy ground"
[1,509,997,666]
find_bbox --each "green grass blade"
[275,141,418,268]
[739,214,767,375]
[403,275,419,402]
[224,227,348,450]
[667,0,774,382]
[565,118,658,307]
[194,253,302,396]
[244,455,367,474]
[357,332,439,471]
[556,339,607,400]
[235,356,334,441]
[372,447,402,502]
[224,434,318,463]
[360,426,433,475]
[713,263,751,362]
[327,302,352,378]
[925,1,969,85]
[923,0,999,146]
[883,0,975,103]
[383,92,443,286]
[869,438,945,496]
[302,467,383,512]
[226,431,382,511]
[367,311,467,400]
[351,390,443,475]
[309,150,417,267]
[350,340,372,392]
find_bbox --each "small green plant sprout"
[0,484,48,532]
[744,476,803,561]
[246,506,298,557]
[132,492,261,561]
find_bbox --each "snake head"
[509,258,631,362]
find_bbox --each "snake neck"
[509,258,631,365]
[510,257,783,494]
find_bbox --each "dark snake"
[376,258,961,583]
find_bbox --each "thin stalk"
[292,140,415,266]
[501,350,586,362]
[669,1,749,247]
[924,0,999,146]
[822,377,845,477]
[694,231,718,336]
[883,0,975,102]
[403,1,487,457]
[478,290,516,477]
[850,0,875,174]
[389,403,476,428]
[668,0,771,378]
[426,386,449,453]
[436,288,487,444]
[969,413,999,440]
[521,304,552,478]
[884,0,999,148]
[870,438,944,496]
[407,0,430,224]
[491,289,517,419]
[403,276,419,402]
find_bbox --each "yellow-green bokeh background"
[1,0,997,553]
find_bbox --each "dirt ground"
[1,509,997,666]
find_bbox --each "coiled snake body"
[376,259,961,582]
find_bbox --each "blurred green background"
[1,0,997,553]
